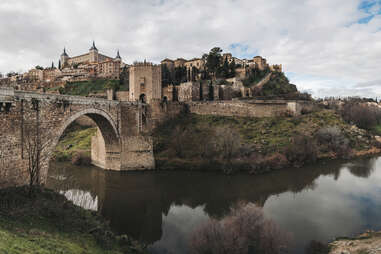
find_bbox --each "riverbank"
[329,231,381,254]
[0,186,148,254]
[54,108,381,174]
[154,109,381,173]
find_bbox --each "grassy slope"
[154,110,371,169]
[49,79,126,96]
[0,187,146,254]
[65,79,118,96]
[54,124,97,161]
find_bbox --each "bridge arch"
[42,108,121,183]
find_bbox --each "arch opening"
[43,109,121,184]
[139,94,146,103]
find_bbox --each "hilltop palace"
[0,41,284,103]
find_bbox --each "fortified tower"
[89,41,99,63]
[129,61,162,103]
[60,48,69,69]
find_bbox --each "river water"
[46,157,381,254]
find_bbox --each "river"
[46,157,381,254]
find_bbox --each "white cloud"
[0,0,380,98]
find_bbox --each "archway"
[139,94,146,103]
[41,109,121,184]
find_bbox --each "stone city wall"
[186,100,312,118]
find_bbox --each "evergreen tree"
[220,58,230,78]
[203,47,223,79]
[161,64,172,86]
[58,60,61,70]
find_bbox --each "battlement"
[132,61,160,67]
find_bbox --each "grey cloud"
[0,0,380,98]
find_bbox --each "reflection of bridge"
[0,88,162,186]
[47,158,374,245]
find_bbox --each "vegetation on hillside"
[259,72,298,96]
[0,187,147,254]
[153,109,376,173]
[242,67,271,87]
[54,123,96,162]
[58,79,127,96]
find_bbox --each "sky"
[0,0,381,98]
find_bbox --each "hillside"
[153,109,377,173]
[0,187,147,254]
[48,79,127,96]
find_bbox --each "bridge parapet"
[0,86,157,188]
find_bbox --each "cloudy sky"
[0,0,381,98]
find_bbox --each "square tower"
[129,62,162,103]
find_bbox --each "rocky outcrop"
[329,231,381,254]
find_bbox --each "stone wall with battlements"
[129,62,162,103]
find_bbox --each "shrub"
[190,203,290,254]
[263,153,289,170]
[341,103,381,130]
[285,135,318,166]
[315,126,350,158]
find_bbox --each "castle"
[0,44,290,105]
[60,41,122,80]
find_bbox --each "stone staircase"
[253,73,272,91]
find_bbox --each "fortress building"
[60,41,122,79]
[129,61,162,103]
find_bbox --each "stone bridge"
[0,88,159,187]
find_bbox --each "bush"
[315,126,350,158]
[341,103,381,130]
[285,135,318,166]
[190,203,290,254]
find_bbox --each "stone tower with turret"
[89,41,99,63]
[60,48,69,69]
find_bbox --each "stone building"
[251,56,268,70]
[27,69,43,81]
[96,51,122,79]
[59,41,122,79]
[184,58,205,81]
[174,58,187,68]
[129,62,162,103]
[43,68,61,82]
[161,58,175,71]
[178,82,200,102]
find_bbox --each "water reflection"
[47,156,381,254]
[61,189,98,211]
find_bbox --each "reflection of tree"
[346,158,376,178]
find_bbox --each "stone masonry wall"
[0,88,156,188]
[186,100,311,118]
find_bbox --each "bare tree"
[215,126,241,162]
[23,121,50,195]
